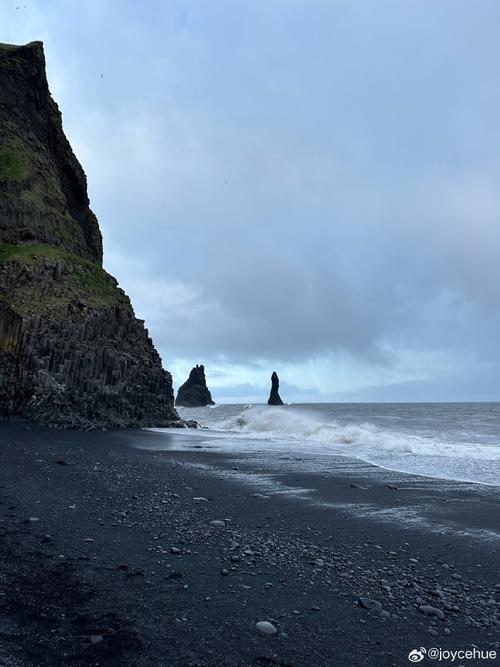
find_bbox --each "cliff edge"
[0,41,180,429]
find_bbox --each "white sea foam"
[161,403,500,485]
[170,404,500,486]
[207,405,500,462]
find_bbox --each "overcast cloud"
[2,0,500,401]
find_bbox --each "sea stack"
[176,365,215,407]
[267,371,284,405]
[0,41,180,429]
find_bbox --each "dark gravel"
[0,422,499,666]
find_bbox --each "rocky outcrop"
[267,371,284,405]
[176,365,215,407]
[0,41,182,429]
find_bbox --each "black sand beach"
[0,422,499,666]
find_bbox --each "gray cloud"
[2,0,500,400]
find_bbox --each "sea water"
[166,402,500,486]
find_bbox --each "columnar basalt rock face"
[0,41,181,429]
[176,365,215,407]
[267,371,284,406]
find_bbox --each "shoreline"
[147,423,500,489]
[1,422,499,666]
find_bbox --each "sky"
[2,0,500,402]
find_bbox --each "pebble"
[419,605,445,620]
[311,605,321,611]
[90,635,103,644]
[221,569,229,576]
[171,547,181,554]
[209,520,226,528]
[431,589,444,599]
[256,621,278,635]
[358,597,383,611]
[193,497,208,502]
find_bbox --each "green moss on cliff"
[0,243,126,315]
[0,242,73,263]
[0,139,29,182]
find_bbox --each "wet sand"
[0,422,499,666]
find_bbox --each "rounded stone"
[256,621,278,636]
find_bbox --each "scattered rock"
[419,605,445,620]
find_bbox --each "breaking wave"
[171,404,498,485]
[207,405,500,462]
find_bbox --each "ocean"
[159,402,500,486]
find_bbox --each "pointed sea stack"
[176,365,215,407]
[0,41,181,429]
[267,371,284,405]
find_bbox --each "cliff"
[0,41,181,429]
[267,371,284,405]
[176,365,215,407]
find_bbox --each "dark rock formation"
[0,41,182,429]
[267,371,284,405]
[176,365,215,407]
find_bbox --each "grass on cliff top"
[0,41,43,52]
[0,243,73,263]
[0,43,20,51]
[0,243,124,314]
